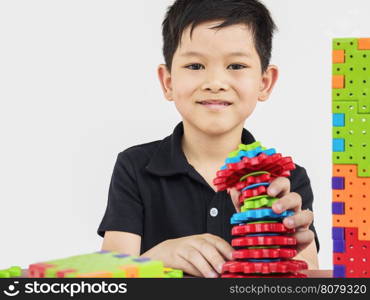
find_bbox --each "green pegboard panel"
[332,38,370,114]
[332,38,370,177]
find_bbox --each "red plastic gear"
[221,272,307,278]
[232,223,295,236]
[233,173,272,190]
[222,260,308,274]
[232,235,296,247]
[232,248,297,259]
[214,153,295,191]
[238,186,268,203]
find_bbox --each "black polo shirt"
[97,122,320,254]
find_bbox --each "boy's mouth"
[196,99,233,109]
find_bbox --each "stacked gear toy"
[27,250,183,278]
[213,142,308,278]
[332,38,370,277]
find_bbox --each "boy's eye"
[227,64,247,70]
[185,63,204,70]
[184,63,247,70]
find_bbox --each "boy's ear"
[157,64,174,101]
[258,64,279,102]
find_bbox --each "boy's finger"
[193,239,226,274]
[272,192,302,213]
[180,245,218,278]
[202,234,234,261]
[229,188,241,212]
[175,256,203,277]
[267,177,290,197]
[283,209,313,229]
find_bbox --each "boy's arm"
[101,231,141,256]
[294,240,319,269]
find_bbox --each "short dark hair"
[161,0,277,73]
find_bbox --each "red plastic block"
[232,223,295,236]
[232,235,296,247]
[56,269,78,278]
[221,272,307,278]
[333,227,370,277]
[29,263,56,278]
[222,260,308,274]
[232,248,297,259]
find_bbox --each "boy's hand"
[141,233,234,278]
[228,177,314,253]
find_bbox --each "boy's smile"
[158,20,278,136]
[196,99,233,111]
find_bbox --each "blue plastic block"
[333,113,345,127]
[230,209,294,225]
[332,202,345,214]
[332,177,345,190]
[332,227,345,240]
[333,265,346,278]
[333,138,345,152]
[333,239,345,253]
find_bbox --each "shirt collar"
[145,122,255,177]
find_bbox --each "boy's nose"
[201,79,229,93]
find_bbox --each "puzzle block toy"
[333,227,370,277]
[214,142,307,277]
[332,38,370,277]
[0,266,22,278]
[28,250,183,278]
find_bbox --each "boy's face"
[158,21,278,136]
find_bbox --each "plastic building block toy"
[332,37,370,277]
[28,251,183,278]
[214,142,307,277]
[0,266,22,278]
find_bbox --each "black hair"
[162,0,277,73]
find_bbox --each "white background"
[1,0,369,270]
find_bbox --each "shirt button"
[210,207,218,217]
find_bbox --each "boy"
[98,0,319,278]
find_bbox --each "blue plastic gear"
[231,209,294,225]
[241,182,270,192]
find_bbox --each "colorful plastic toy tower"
[28,251,183,278]
[332,38,370,277]
[213,142,308,277]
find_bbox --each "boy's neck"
[181,121,244,168]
